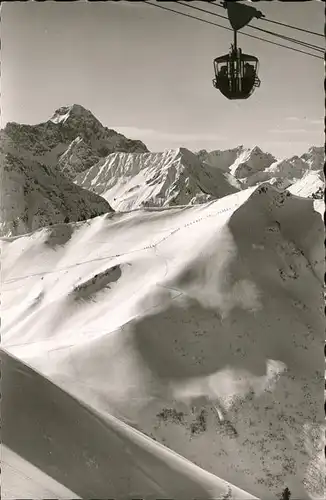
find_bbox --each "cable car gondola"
[213,47,260,100]
[213,1,264,100]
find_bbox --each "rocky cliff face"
[0,141,113,237]
[0,103,152,236]
[2,104,149,180]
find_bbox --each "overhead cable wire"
[143,1,324,60]
[176,2,324,53]
[248,26,324,53]
[209,1,324,38]
[262,17,325,39]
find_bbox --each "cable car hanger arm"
[176,2,324,53]
[143,1,323,60]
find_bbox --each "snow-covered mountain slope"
[1,349,255,500]
[197,146,276,177]
[229,146,276,179]
[2,104,148,179]
[242,156,310,189]
[288,170,324,199]
[3,106,322,213]
[2,184,324,500]
[0,138,113,237]
[197,145,323,195]
[2,446,80,500]
[197,145,245,171]
[74,148,240,211]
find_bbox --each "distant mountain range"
[1,103,323,236]
[1,104,324,500]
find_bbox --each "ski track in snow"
[3,194,246,285]
[2,181,324,500]
[1,105,324,500]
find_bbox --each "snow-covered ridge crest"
[75,147,239,211]
[74,140,323,212]
[196,144,324,195]
[197,145,276,175]
[288,169,324,199]
[50,104,96,124]
[2,349,257,500]
[1,105,323,231]
[2,183,324,499]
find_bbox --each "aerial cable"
[181,2,324,52]
[249,26,324,53]
[143,1,324,61]
[262,17,324,39]
[176,2,324,53]
[209,1,324,38]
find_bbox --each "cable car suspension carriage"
[213,1,264,100]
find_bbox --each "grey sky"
[1,1,324,158]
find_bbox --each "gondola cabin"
[213,1,264,101]
[213,49,260,100]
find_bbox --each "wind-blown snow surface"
[1,349,255,500]
[1,446,80,500]
[2,184,324,499]
[75,147,240,211]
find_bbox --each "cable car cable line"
[209,1,324,38]
[262,17,324,39]
[143,1,324,60]
[176,2,324,53]
[249,26,324,53]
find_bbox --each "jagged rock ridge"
[74,147,240,211]
[0,140,113,238]
[3,104,149,179]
